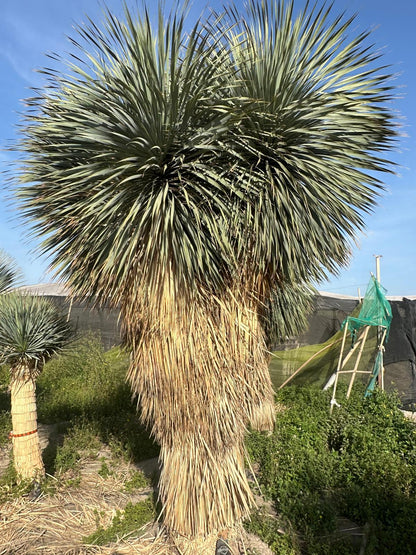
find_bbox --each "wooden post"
[378,327,388,391]
[374,255,384,390]
[324,326,368,391]
[330,324,349,414]
[346,325,370,398]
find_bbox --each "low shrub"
[244,510,297,554]
[37,334,130,422]
[246,384,416,554]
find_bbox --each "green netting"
[269,277,393,396]
[343,276,392,336]
[364,350,383,397]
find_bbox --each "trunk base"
[10,374,45,480]
[159,442,254,538]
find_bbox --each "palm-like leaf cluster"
[0,250,20,294]
[15,1,397,348]
[16,2,395,303]
[264,282,315,347]
[14,0,396,536]
[0,294,72,376]
[18,7,238,303]
[217,0,395,284]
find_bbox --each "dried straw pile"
[0,468,149,554]
[0,440,274,554]
[0,486,270,554]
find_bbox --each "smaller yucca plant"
[0,293,72,480]
[0,250,20,294]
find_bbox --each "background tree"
[15,1,396,536]
[0,294,72,480]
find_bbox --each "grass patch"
[124,469,151,492]
[37,334,131,423]
[53,420,102,474]
[37,334,159,466]
[83,498,155,546]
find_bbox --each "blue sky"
[0,0,415,296]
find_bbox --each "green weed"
[244,510,297,554]
[124,469,150,492]
[0,411,11,446]
[98,458,112,479]
[83,498,155,545]
[0,459,33,503]
[54,420,101,474]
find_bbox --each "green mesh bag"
[343,276,392,337]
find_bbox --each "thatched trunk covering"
[10,365,44,480]
[125,281,274,536]
[237,291,275,433]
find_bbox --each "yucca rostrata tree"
[15,1,396,536]
[0,294,72,480]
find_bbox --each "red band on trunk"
[8,429,38,439]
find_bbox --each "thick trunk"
[10,365,44,480]
[125,281,275,537]
[236,292,275,432]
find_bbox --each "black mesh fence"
[45,291,416,407]
[275,294,416,408]
[45,296,121,350]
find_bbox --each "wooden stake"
[374,255,384,389]
[346,326,370,398]
[324,326,368,390]
[329,324,376,412]
[330,325,348,414]
[378,328,388,391]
